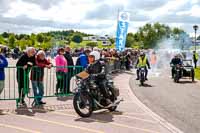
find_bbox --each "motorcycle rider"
[87,51,112,105]
[170,54,182,78]
[135,52,150,80]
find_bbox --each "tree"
[30,33,36,46]
[8,34,15,48]
[197,35,200,40]
[86,42,97,48]
[172,27,184,35]
[132,23,186,48]
[126,33,135,47]
[36,34,44,43]
[109,38,115,44]
[18,39,27,50]
[2,32,9,38]
[15,34,28,40]
[72,34,83,43]
[0,35,6,44]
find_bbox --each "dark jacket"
[64,52,74,66]
[170,58,182,66]
[0,54,8,80]
[87,60,102,74]
[16,53,36,78]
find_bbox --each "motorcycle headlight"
[89,80,95,85]
[107,80,114,87]
[108,80,113,84]
[89,80,97,89]
[77,83,82,88]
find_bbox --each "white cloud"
[0,0,199,36]
[189,5,200,17]
[3,0,94,23]
[146,0,189,19]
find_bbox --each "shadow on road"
[0,110,6,115]
[178,81,197,84]
[0,103,73,117]
[57,95,73,101]
[15,105,48,116]
[140,84,153,87]
[74,110,124,123]
[44,104,73,110]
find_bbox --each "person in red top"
[31,50,52,105]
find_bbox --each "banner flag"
[116,11,130,51]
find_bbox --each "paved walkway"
[0,72,182,133]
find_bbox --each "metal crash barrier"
[0,67,20,101]
[104,58,123,74]
[0,66,83,107]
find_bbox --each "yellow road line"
[54,111,160,133]
[0,123,41,133]
[10,113,104,133]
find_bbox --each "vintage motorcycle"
[73,71,122,117]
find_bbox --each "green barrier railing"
[27,66,83,97]
[0,66,24,108]
[0,66,83,108]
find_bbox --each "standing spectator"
[64,46,74,66]
[13,47,20,59]
[125,52,131,70]
[0,48,8,95]
[76,49,90,69]
[114,51,121,72]
[193,51,198,68]
[55,48,68,95]
[150,51,157,72]
[31,50,52,105]
[16,47,36,105]
[64,45,74,93]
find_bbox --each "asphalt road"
[130,68,200,133]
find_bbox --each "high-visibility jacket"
[195,53,199,60]
[137,56,147,67]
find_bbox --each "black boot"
[136,70,139,80]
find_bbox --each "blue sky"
[0,0,200,36]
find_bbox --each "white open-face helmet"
[90,51,100,61]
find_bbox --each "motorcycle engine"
[89,80,97,89]
[100,98,108,106]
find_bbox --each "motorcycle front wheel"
[73,92,93,117]
[174,72,180,83]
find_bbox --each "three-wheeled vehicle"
[173,59,195,83]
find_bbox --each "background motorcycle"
[138,66,146,86]
[173,64,182,83]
